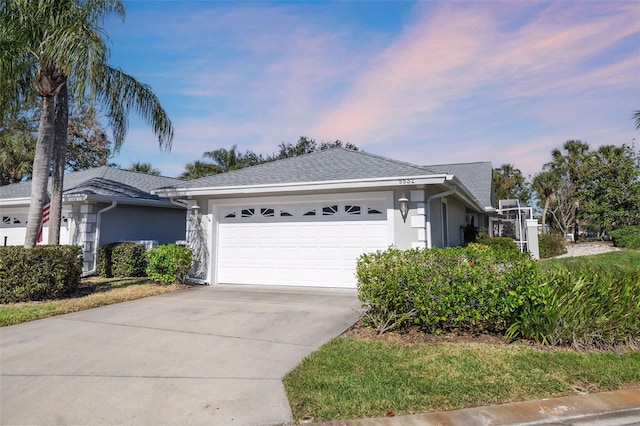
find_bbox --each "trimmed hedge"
[611,226,640,250]
[356,245,540,334]
[97,242,147,277]
[476,236,519,252]
[0,246,82,303]
[146,244,193,284]
[538,234,567,258]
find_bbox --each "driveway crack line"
[57,317,318,349]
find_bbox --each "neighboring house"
[0,166,186,275]
[154,148,497,288]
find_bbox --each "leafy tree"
[541,140,591,237]
[531,171,558,234]
[0,95,38,185]
[202,145,263,172]
[534,140,639,238]
[0,0,173,247]
[492,164,531,204]
[180,138,359,180]
[271,136,358,160]
[65,96,113,171]
[1,94,113,182]
[179,160,223,180]
[579,144,640,234]
[127,162,161,176]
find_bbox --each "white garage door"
[216,196,391,288]
[1,209,71,246]
[0,211,28,246]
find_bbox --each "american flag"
[36,196,51,243]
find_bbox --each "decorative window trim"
[218,196,388,222]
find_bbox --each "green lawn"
[285,250,640,422]
[540,249,640,272]
[284,337,640,422]
[0,277,185,326]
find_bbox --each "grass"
[540,249,640,272]
[286,250,640,422]
[284,337,640,422]
[0,277,185,327]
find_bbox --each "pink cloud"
[309,1,639,157]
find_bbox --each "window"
[367,207,383,215]
[2,217,10,224]
[322,205,338,216]
[224,212,236,219]
[303,208,316,216]
[260,208,275,217]
[280,210,293,217]
[241,208,255,218]
[345,205,361,215]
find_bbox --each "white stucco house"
[0,166,186,275]
[154,148,497,288]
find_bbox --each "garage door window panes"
[221,201,386,222]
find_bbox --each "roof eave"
[154,174,451,198]
[0,197,30,207]
[61,193,184,208]
[448,176,489,213]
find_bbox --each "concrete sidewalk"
[0,285,362,425]
[308,389,640,426]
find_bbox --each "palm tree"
[127,161,161,176]
[203,145,244,173]
[634,110,640,129]
[531,171,557,233]
[492,164,531,205]
[0,0,173,247]
[179,160,223,180]
[542,140,591,238]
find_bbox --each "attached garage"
[154,148,496,288]
[213,193,393,288]
[0,207,70,246]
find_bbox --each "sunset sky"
[104,1,640,178]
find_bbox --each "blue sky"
[104,0,640,178]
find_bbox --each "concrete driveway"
[0,285,362,425]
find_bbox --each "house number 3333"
[399,179,415,184]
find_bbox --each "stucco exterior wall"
[444,197,468,247]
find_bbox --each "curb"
[300,389,640,426]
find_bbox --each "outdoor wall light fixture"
[398,194,409,223]
[191,202,200,216]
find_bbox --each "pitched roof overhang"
[0,194,183,209]
[155,173,489,213]
[155,174,449,197]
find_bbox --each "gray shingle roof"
[156,148,494,210]
[427,162,495,208]
[171,148,439,189]
[0,166,183,201]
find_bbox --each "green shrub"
[356,245,540,334]
[146,244,193,284]
[509,265,640,350]
[0,246,82,303]
[97,242,147,277]
[610,226,640,249]
[538,234,567,258]
[476,236,519,252]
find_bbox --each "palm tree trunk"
[541,196,550,234]
[49,83,69,245]
[24,95,56,248]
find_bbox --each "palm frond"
[95,64,174,151]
